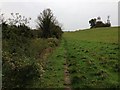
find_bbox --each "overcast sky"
[0,0,119,31]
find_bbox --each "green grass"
[63,27,119,88]
[33,27,119,88]
[39,39,66,88]
[64,27,118,43]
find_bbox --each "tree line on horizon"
[0,8,63,39]
[89,16,111,29]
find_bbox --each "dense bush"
[2,23,48,88]
[95,21,111,28]
[47,38,59,47]
[2,11,62,88]
[2,22,61,88]
[2,51,41,88]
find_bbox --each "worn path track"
[63,39,72,90]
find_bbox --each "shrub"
[47,38,59,47]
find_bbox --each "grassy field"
[2,27,119,88]
[63,27,119,88]
[40,27,119,88]
[65,27,118,43]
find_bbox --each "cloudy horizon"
[0,0,119,31]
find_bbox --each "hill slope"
[64,27,118,43]
[62,27,119,88]
[34,27,119,88]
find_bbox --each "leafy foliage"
[37,8,63,39]
[2,12,60,88]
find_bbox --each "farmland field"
[41,27,119,88]
[62,27,119,88]
[1,1,119,89]
[2,26,119,88]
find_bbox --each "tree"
[89,18,96,28]
[37,8,62,38]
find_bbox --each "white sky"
[0,0,119,31]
